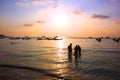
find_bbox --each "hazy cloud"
[52,5,58,8]
[72,10,84,15]
[32,0,45,5]
[16,0,53,6]
[24,24,33,27]
[37,20,46,23]
[32,0,53,6]
[92,14,111,19]
[16,1,30,6]
[47,0,53,3]
[114,20,120,24]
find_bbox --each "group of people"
[67,43,81,56]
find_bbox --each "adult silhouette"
[68,43,72,55]
[78,45,81,56]
[74,45,78,55]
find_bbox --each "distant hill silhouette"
[0,34,6,38]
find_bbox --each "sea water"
[0,38,120,80]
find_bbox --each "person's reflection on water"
[68,54,72,63]
[68,51,73,69]
[74,45,81,69]
[74,54,81,69]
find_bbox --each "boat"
[96,38,101,42]
[36,36,62,40]
[22,36,31,40]
[113,38,119,42]
[9,37,21,40]
[36,36,47,40]
[53,36,62,40]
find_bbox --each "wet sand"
[0,65,60,80]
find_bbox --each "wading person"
[68,43,72,55]
[74,45,78,55]
[78,45,81,55]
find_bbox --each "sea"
[0,38,120,80]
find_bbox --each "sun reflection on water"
[57,40,64,49]
[54,40,69,77]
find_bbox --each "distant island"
[0,34,6,39]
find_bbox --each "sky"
[0,0,120,37]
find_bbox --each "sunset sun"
[53,13,69,27]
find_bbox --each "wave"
[82,49,120,54]
[82,68,120,78]
[0,64,68,79]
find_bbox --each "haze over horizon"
[0,0,120,37]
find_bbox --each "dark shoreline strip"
[0,64,66,79]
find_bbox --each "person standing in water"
[78,45,81,56]
[68,43,72,55]
[74,45,78,55]
[74,45,81,55]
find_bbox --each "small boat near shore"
[113,38,119,42]
[52,36,62,40]
[96,38,101,42]
[37,36,47,40]
[36,36,62,40]
[9,37,21,40]
[22,36,31,40]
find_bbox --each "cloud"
[114,20,120,24]
[24,24,33,27]
[92,14,111,19]
[37,20,46,23]
[16,1,30,6]
[32,0,45,5]
[32,0,53,6]
[52,5,58,8]
[16,0,53,6]
[47,0,53,3]
[72,10,84,15]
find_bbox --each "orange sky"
[0,0,120,37]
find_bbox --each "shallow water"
[0,38,120,80]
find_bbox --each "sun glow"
[53,13,69,27]
[57,40,64,48]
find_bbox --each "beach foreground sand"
[0,66,57,80]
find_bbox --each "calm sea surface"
[0,38,120,80]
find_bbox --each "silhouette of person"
[78,45,81,56]
[68,43,72,55]
[74,45,78,55]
